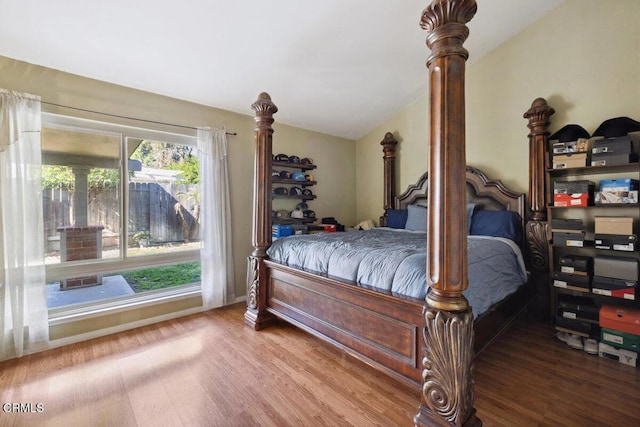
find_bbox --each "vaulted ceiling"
[0,0,564,139]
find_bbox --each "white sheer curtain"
[0,89,49,359]
[198,127,234,309]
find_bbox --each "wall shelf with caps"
[271,154,318,225]
[545,121,640,345]
[272,218,316,225]
[272,194,317,201]
[272,160,316,171]
[272,177,317,187]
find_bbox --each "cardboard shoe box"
[593,256,639,282]
[591,152,639,167]
[591,135,637,154]
[592,276,637,300]
[598,342,638,367]
[559,255,593,274]
[551,218,583,232]
[555,315,593,335]
[553,271,590,292]
[594,234,637,252]
[600,328,640,352]
[599,305,640,336]
[559,300,599,322]
[554,180,594,207]
[553,231,585,247]
[553,152,587,169]
[321,224,337,233]
[553,138,589,154]
[595,217,635,235]
[595,179,639,205]
[272,224,293,239]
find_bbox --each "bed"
[244,1,554,425]
[248,159,532,389]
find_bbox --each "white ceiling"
[0,0,564,139]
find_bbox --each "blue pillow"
[386,209,408,229]
[466,203,477,233]
[469,210,522,246]
[405,205,427,231]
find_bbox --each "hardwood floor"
[1,303,639,426]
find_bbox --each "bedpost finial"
[523,97,555,129]
[420,0,477,65]
[420,0,477,32]
[530,97,549,109]
[381,132,398,147]
[251,92,278,119]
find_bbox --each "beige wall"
[0,55,355,336]
[356,0,640,224]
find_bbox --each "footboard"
[264,260,423,389]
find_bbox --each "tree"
[41,166,120,190]
[174,190,200,243]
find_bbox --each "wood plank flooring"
[0,303,638,426]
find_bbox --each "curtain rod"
[41,101,237,136]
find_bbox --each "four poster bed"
[245,1,554,425]
[247,130,541,389]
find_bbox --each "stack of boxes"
[555,255,598,337]
[553,180,594,207]
[552,137,589,168]
[599,305,640,367]
[272,223,338,240]
[551,218,585,248]
[272,224,294,240]
[551,132,639,170]
[592,216,638,301]
[554,254,592,293]
[591,134,639,166]
[594,216,637,252]
[592,257,639,301]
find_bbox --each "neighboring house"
[130,167,183,184]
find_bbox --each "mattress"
[267,228,527,318]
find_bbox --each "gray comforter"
[267,228,527,318]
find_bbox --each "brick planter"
[57,225,104,289]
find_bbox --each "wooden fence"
[43,182,199,249]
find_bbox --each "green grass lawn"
[121,262,201,292]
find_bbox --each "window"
[42,114,201,310]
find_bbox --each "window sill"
[48,284,202,326]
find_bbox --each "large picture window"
[42,114,201,310]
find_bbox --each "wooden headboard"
[394,166,526,239]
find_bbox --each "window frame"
[42,113,201,314]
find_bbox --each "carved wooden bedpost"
[523,98,554,319]
[524,98,554,271]
[380,132,398,226]
[415,1,481,426]
[245,92,278,330]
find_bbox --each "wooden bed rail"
[415,1,480,426]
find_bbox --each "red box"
[592,286,636,301]
[321,224,337,233]
[554,193,589,207]
[599,305,640,335]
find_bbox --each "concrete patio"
[46,275,134,308]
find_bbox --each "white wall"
[356,0,640,223]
